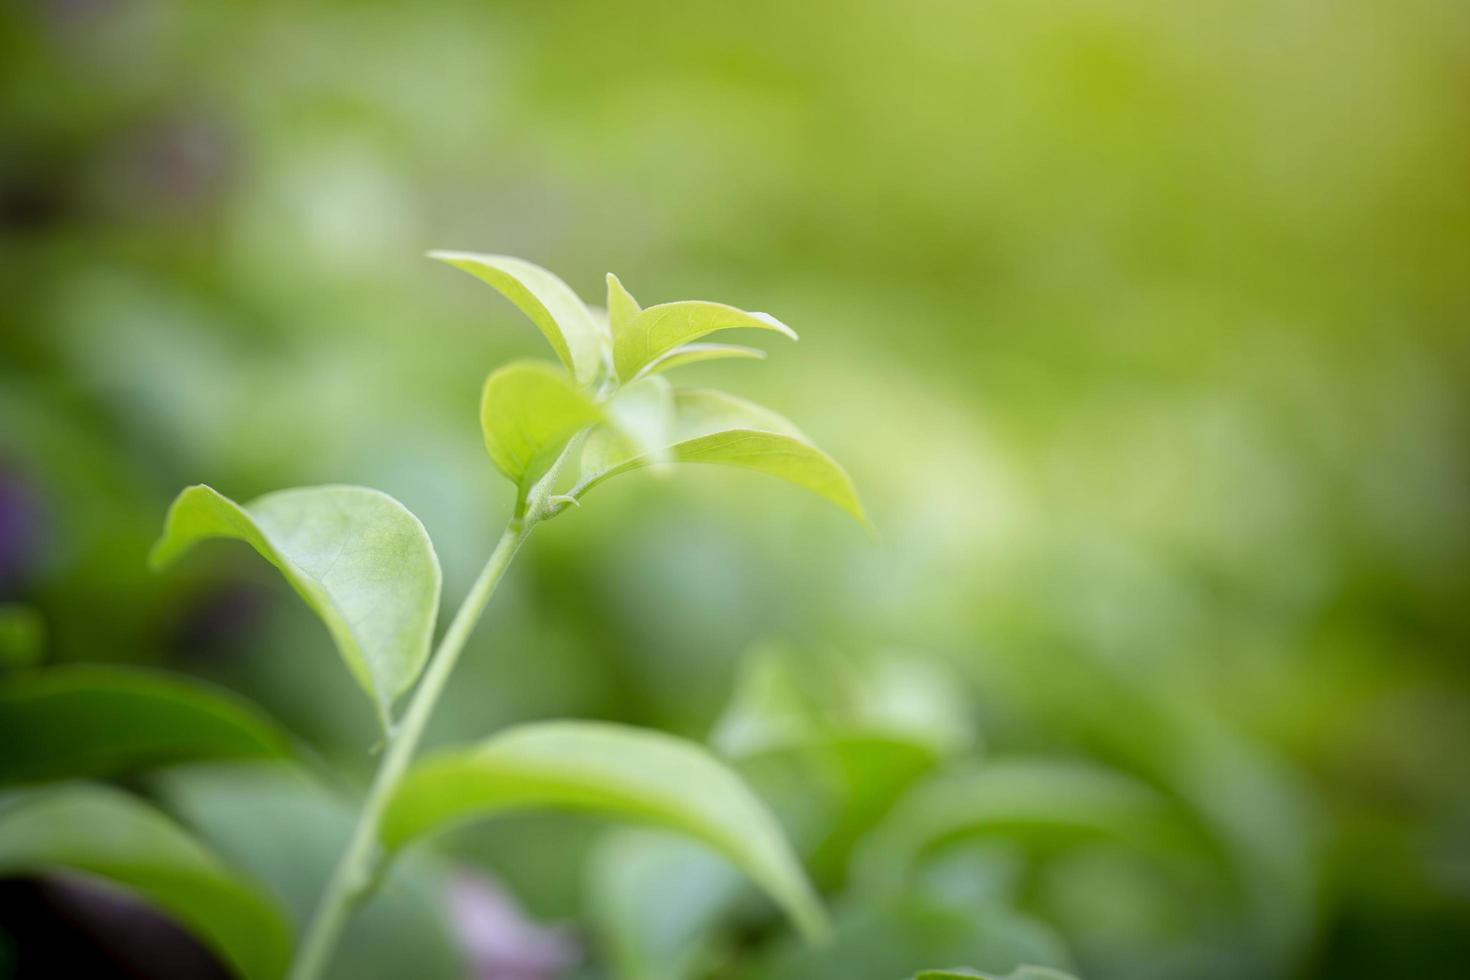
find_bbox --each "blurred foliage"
[2,0,1469,978]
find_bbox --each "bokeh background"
[3,1,1469,978]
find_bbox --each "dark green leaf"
[0,784,292,980]
[0,666,291,785]
[0,604,44,668]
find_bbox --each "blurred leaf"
[149,485,441,726]
[0,604,44,667]
[633,343,767,381]
[480,360,603,492]
[757,893,1069,980]
[578,389,869,529]
[713,648,972,760]
[613,300,796,383]
[914,968,1080,980]
[158,764,463,980]
[0,784,291,980]
[854,760,1183,893]
[714,648,973,887]
[380,720,829,942]
[605,273,642,338]
[0,665,291,785]
[588,828,744,980]
[429,252,607,384]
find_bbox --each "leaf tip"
[750,311,799,341]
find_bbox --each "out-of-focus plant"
[1,255,869,979]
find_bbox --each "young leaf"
[578,389,870,530]
[0,666,292,785]
[632,342,767,382]
[590,374,675,471]
[0,784,292,980]
[614,301,797,383]
[606,273,642,338]
[481,360,604,491]
[430,252,607,384]
[149,485,441,725]
[380,720,829,942]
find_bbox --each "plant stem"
[287,516,531,980]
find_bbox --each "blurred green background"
[3,1,1469,978]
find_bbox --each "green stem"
[287,516,531,980]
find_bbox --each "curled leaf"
[150,485,441,725]
[380,720,829,943]
[632,342,767,382]
[430,252,607,383]
[0,666,291,785]
[0,784,292,980]
[614,300,796,383]
[579,389,870,531]
[481,360,604,492]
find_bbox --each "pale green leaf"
[429,251,607,383]
[380,720,829,942]
[614,300,797,382]
[632,342,767,381]
[606,272,642,338]
[481,360,604,490]
[0,666,292,785]
[584,374,675,474]
[579,389,870,530]
[149,485,441,724]
[0,784,292,980]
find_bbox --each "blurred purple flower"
[0,467,44,597]
[445,871,579,980]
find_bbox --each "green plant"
[0,253,866,979]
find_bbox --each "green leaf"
[606,273,642,338]
[633,343,767,381]
[0,666,292,786]
[914,969,1080,980]
[854,760,1180,892]
[587,374,676,473]
[757,894,1068,980]
[481,360,604,491]
[0,784,292,980]
[0,604,44,667]
[380,720,829,942]
[588,829,744,980]
[613,300,797,382]
[579,389,870,530]
[430,251,607,383]
[159,765,465,980]
[149,485,441,725]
